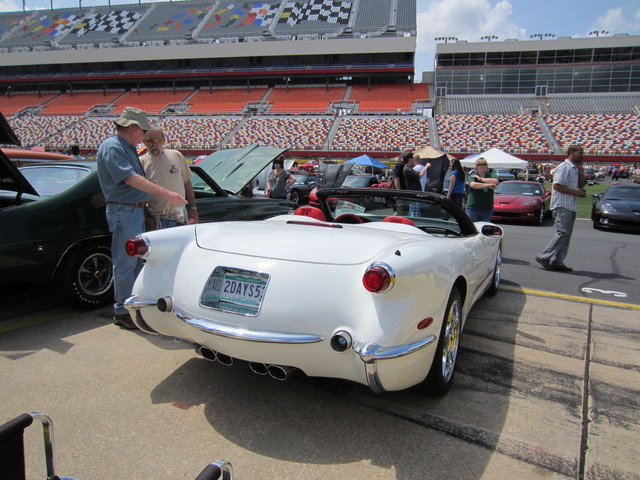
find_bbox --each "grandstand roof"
[436,34,640,56]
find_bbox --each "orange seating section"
[266,86,347,113]
[39,91,123,115]
[349,84,430,113]
[187,88,267,114]
[111,90,192,115]
[0,93,58,116]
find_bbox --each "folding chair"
[0,412,77,480]
[0,412,234,480]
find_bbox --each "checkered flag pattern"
[73,10,143,36]
[279,0,352,26]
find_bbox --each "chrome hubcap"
[441,299,461,382]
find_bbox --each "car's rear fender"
[52,234,111,280]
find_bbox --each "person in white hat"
[97,107,186,330]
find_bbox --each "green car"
[0,145,297,308]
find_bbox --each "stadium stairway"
[536,116,563,154]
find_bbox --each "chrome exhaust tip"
[215,352,234,366]
[249,362,268,375]
[267,364,298,381]
[157,296,173,312]
[197,346,217,362]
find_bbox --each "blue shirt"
[97,134,150,204]
[451,170,465,194]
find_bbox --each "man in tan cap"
[97,107,186,330]
[140,127,199,229]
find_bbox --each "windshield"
[342,175,376,188]
[603,186,640,201]
[293,174,316,185]
[496,182,543,196]
[323,193,466,236]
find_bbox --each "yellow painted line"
[0,309,79,333]
[500,285,640,310]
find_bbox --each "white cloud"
[415,0,525,77]
[0,0,21,12]
[591,6,640,35]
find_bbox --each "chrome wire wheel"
[441,297,461,383]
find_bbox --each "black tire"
[486,246,501,296]
[424,288,462,396]
[290,190,300,203]
[58,243,113,309]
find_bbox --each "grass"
[542,181,609,219]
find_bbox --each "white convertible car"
[125,188,503,394]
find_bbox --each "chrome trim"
[124,295,157,309]
[353,336,436,361]
[175,306,324,344]
[353,336,437,394]
[126,296,324,343]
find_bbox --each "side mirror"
[481,224,503,238]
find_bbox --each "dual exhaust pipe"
[197,346,298,381]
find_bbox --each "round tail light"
[125,237,148,257]
[362,263,395,293]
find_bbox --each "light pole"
[481,35,498,42]
[589,30,609,37]
[530,33,555,40]
[435,36,458,44]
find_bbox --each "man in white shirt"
[535,145,586,272]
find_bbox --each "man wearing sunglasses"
[140,128,199,229]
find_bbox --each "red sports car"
[492,180,551,225]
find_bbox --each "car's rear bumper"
[125,295,437,393]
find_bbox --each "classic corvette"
[0,144,296,308]
[591,184,640,232]
[492,180,551,225]
[125,188,503,394]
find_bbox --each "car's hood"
[196,144,288,194]
[494,194,540,205]
[600,199,640,211]
[195,216,422,264]
[0,148,39,196]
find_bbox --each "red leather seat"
[382,216,415,226]
[294,206,326,222]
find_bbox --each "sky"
[1,0,639,78]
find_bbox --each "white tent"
[461,148,528,169]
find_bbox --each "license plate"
[200,267,269,316]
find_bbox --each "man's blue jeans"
[106,203,145,315]
[538,207,576,267]
[466,208,493,222]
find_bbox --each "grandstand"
[1,2,639,163]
